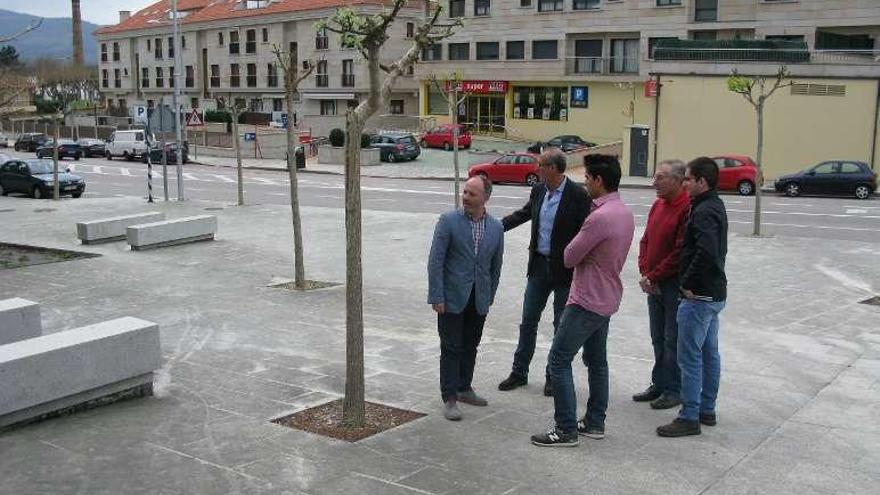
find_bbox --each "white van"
[105,130,154,161]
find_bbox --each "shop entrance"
[463,95,505,135]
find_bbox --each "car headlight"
[44,181,54,186]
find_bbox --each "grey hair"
[474,174,493,199]
[541,149,567,173]
[660,159,686,180]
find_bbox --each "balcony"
[565,56,640,75]
[341,74,355,87]
[316,74,329,87]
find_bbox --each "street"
[3,152,880,243]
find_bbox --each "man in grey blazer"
[428,176,505,421]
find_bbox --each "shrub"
[204,109,232,123]
[360,133,372,149]
[329,128,345,147]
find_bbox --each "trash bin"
[295,145,305,169]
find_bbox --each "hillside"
[0,9,102,65]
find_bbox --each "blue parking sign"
[571,86,589,108]
[244,132,256,141]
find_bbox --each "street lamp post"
[171,0,184,200]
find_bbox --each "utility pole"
[171,0,184,200]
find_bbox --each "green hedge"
[204,110,232,123]
[653,39,810,63]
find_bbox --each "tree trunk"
[753,103,764,237]
[451,88,461,208]
[232,108,244,206]
[71,0,84,66]
[342,113,365,427]
[52,117,60,200]
[286,89,306,289]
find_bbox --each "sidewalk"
[1,195,877,494]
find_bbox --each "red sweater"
[638,189,689,282]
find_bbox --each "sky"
[3,0,153,26]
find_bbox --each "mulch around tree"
[272,399,426,442]
[269,280,341,291]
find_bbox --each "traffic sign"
[133,105,148,125]
[244,132,256,141]
[186,109,204,126]
[281,113,289,129]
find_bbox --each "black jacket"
[679,190,728,302]
[502,179,591,287]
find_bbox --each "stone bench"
[0,298,42,346]
[76,212,165,244]
[126,215,217,251]
[0,317,160,429]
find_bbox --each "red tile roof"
[96,0,423,35]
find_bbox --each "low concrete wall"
[76,212,166,244]
[127,215,217,250]
[0,298,41,346]
[564,141,624,179]
[317,146,380,166]
[0,317,160,428]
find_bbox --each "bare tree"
[229,99,245,206]
[427,72,472,207]
[319,0,460,427]
[71,0,84,65]
[727,66,793,236]
[273,45,315,290]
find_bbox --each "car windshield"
[395,136,416,145]
[27,160,55,175]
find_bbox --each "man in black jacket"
[498,149,591,396]
[657,156,728,438]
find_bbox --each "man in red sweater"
[634,159,690,410]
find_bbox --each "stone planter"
[317,146,380,166]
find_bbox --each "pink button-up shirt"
[564,192,635,317]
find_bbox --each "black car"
[142,142,189,164]
[77,138,106,158]
[0,158,85,199]
[370,133,420,162]
[36,139,83,160]
[13,133,49,152]
[775,160,877,200]
[529,135,597,153]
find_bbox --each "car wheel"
[443,142,451,151]
[72,192,82,198]
[737,180,755,196]
[123,152,132,161]
[855,185,872,200]
[525,173,539,186]
[32,186,43,199]
[387,153,396,163]
[74,153,81,161]
[105,150,112,160]
[419,139,426,148]
[784,182,801,197]
[0,182,6,196]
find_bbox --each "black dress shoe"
[632,385,661,402]
[657,418,701,437]
[699,412,717,426]
[543,377,553,397]
[650,395,682,410]
[498,373,527,391]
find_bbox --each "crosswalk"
[71,163,295,187]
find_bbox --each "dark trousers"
[647,278,682,398]
[512,254,569,380]
[437,289,487,402]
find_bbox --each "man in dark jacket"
[657,156,728,438]
[498,149,590,396]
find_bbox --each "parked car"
[370,133,420,162]
[105,129,153,160]
[468,152,542,186]
[13,133,49,152]
[712,154,760,196]
[142,142,189,164]
[77,138,107,158]
[36,139,83,160]
[0,132,9,148]
[420,124,472,150]
[529,135,596,153]
[774,160,877,199]
[0,158,85,199]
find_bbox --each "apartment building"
[95,0,423,135]
[415,0,880,178]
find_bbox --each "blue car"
[0,158,85,199]
[774,160,876,200]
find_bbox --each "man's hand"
[432,303,446,314]
[639,276,653,294]
[681,289,695,300]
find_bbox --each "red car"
[469,152,541,186]
[712,154,760,196]
[421,124,472,150]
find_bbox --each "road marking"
[770,202,812,207]
[211,174,236,183]
[119,167,132,176]
[91,165,105,174]
[183,173,205,181]
[846,209,868,214]
[726,208,880,219]
[729,219,879,233]
[249,177,279,185]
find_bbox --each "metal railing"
[341,74,355,87]
[315,74,329,87]
[650,48,880,65]
[565,57,640,75]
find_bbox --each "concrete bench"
[76,212,166,244]
[0,298,42,346]
[0,317,160,429]
[126,215,217,251]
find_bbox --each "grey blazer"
[427,209,504,315]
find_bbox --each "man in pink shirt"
[531,154,635,448]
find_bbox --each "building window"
[574,39,603,73]
[449,0,465,18]
[185,65,194,88]
[390,99,405,115]
[691,30,717,41]
[267,64,278,87]
[147,99,154,109]
[538,0,563,12]
[101,69,108,88]
[112,42,120,61]
[521,0,532,6]
[262,28,269,43]
[168,66,175,87]
[316,60,328,87]
[114,69,121,88]
[694,0,718,22]
[118,98,126,109]
[506,41,525,59]
[320,99,336,116]
[476,42,499,60]
[248,98,262,112]
[475,0,490,16]
[181,35,186,50]
[156,67,164,87]
[406,22,415,39]
[246,29,257,53]
[246,63,257,87]
[229,31,240,54]
[573,0,600,9]
[235,98,246,109]
[191,97,199,108]
[141,67,149,88]
[422,44,442,61]
[210,64,220,87]
[218,32,224,46]
[316,28,329,50]
[513,86,568,121]
[532,40,558,59]
[154,38,163,59]
[647,37,677,58]
[656,0,681,5]
[273,98,283,112]
[448,42,470,60]
[342,59,354,87]
[230,63,240,87]
[168,37,174,58]
[610,38,639,73]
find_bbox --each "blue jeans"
[647,278,681,398]
[676,299,725,421]
[512,254,569,379]
[548,304,610,434]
